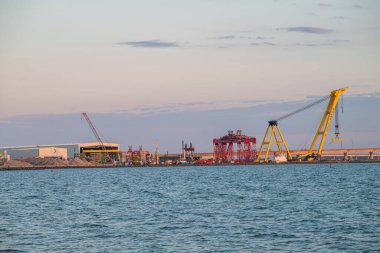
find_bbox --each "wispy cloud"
[251,42,276,46]
[318,3,333,7]
[329,39,350,43]
[213,34,253,40]
[117,40,178,48]
[296,43,320,47]
[251,39,349,48]
[277,26,334,34]
[177,101,214,106]
[352,4,361,8]
[296,39,349,47]
[241,99,282,104]
[215,35,237,40]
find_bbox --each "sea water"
[1,163,379,252]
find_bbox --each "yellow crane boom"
[307,87,348,157]
[256,87,349,162]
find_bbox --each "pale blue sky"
[0,0,379,151]
[1,0,379,119]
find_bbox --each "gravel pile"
[68,158,94,166]
[0,157,102,169]
[0,160,33,168]
[22,157,69,166]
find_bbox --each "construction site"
[1,87,379,169]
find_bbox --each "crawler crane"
[81,112,113,163]
[256,87,348,162]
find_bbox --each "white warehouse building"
[0,142,120,160]
[1,147,68,160]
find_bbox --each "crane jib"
[256,87,349,162]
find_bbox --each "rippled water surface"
[1,163,379,252]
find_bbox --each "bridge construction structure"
[197,148,380,162]
[289,148,380,161]
[213,130,257,164]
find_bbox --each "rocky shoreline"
[1,158,379,171]
[0,157,100,170]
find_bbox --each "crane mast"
[308,87,348,156]
[81,112,111,162]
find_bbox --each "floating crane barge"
[256,87,349,162]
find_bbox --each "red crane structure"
[213,130,257,164]
[184,142,195,158]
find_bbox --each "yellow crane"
[255,120,292,163]
[256,87,349,162]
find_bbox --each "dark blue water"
[1,163,379,252]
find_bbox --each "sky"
[0,0,379,152]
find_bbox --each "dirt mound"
[0,160,33,168]
[0,157,102,169]
[22,157,69,167]
[68,158,94,166]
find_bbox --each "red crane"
[81,112,112,162]
[213,130,257,164]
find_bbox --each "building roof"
[0,142,119,150]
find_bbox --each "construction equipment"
[183,142,195,158]
[256,87,349,162]
[305,87,348,159]
[213,130,257,164]
[255,120,292,162]
[81,112,113,163]
[332,100,344,143]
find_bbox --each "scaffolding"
[213,130,257,164]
